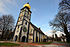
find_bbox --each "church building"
[13,3,47,43]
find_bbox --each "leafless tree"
[49,0,70,42]
[0,15,15,40]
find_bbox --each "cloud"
[0,1,8,14]
[0,0,19,14]
[42,25,47,27]
[32,8,37,12]
[0,0,11,14]
[45,30,54,36]
[31,8,37,14]
[31,8,41,16]
[44,30,65,37]
[43,31,53,37]
[56,31,65,37]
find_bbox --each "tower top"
[23,2,31,9]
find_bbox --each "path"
[0,41,70,47]
[16,41,70,47]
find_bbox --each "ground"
[0,41,70,47]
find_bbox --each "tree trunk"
[1,31,4,40]
[64,26,70,42]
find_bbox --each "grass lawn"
[0,43,20,46]
[57,41,70,44]
[35,42,52,44]
[57,41,66,43]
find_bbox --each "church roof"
[21,7,32,13]
[30,22,45,35]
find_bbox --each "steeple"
[13,2,32,42]
[23,2,31,9]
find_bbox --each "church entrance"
[15,35,18,41]
[22,36,26,42]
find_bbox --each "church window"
[23,27,27,32]
[28,14,31,19]
[25,21,27,25]
[25,12,28,17]
[23,11,26,16]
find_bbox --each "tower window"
[25,21,27,25]
[28,14,31,19]
[25,12,28,16]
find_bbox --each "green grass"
[57,41,66,43]
[0,43,20,46]
[57,41,70,44]
[35,42,52,44]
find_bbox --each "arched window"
[22,36,26,42]
[15,35,18,41]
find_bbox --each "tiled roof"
[30,22,45,35]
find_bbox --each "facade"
[13,3,47,43]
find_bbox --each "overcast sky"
[0,0,62,36]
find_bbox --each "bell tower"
[13,3,32,42]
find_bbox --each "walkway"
[0,41,70,47]
[16,41,70,47]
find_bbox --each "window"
[23,27,27,32]
[28,14,31,19]
[17,26,19,32]
[25,21,27,25]
[25,12,28,16]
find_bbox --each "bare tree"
[59,0,70,11]
[50,12,70,42]
[0,15,15,40]
[49,0,70,42]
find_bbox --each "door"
[15,35,18,41]
[22,36,26,42]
